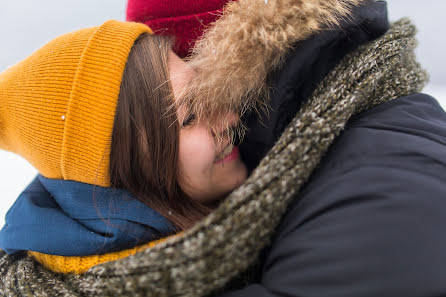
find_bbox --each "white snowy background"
[0,0,445,226]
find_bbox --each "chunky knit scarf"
[0,19,427,297]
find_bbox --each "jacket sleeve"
[216,162,446,297]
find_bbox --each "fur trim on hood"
[183,0,365,123]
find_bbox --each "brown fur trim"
[182,0,365,127]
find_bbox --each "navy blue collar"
[0,175,175,256]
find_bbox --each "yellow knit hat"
[0,20,152,187]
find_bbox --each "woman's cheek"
[179,134,214,177]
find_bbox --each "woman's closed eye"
[182,113,196,127]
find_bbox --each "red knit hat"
[126,0,235,58]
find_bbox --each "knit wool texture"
[126,0,233,58]
[0,19,427,297]
[28,234,180,274]
[0,20,151,187]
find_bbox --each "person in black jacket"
[127,0,446,296]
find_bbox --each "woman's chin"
[181,158,248,205]
[219,161,248,192]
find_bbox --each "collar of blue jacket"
[0,175,175,256]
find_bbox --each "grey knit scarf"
[0,19,427,297]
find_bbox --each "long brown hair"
[109,34,212,232]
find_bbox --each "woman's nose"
[211,111,240,136]
[225,111,240,127]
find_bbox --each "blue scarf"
[0,175,175,256]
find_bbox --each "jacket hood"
[0,175,174,256]
[239,0,389,170]
[183,0,366,122]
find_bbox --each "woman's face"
[168,51,248,204]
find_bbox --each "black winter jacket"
[227,2,446,296]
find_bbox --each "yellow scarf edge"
[28,232,181,274]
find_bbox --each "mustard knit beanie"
[0,20,152,187]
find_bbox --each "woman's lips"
[214,145,239,164]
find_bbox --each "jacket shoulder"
[290,93,446,228]
[315,93,446,179]
[252,93,446,297]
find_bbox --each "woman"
[2,0,446,297]
[0,20,247,274]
